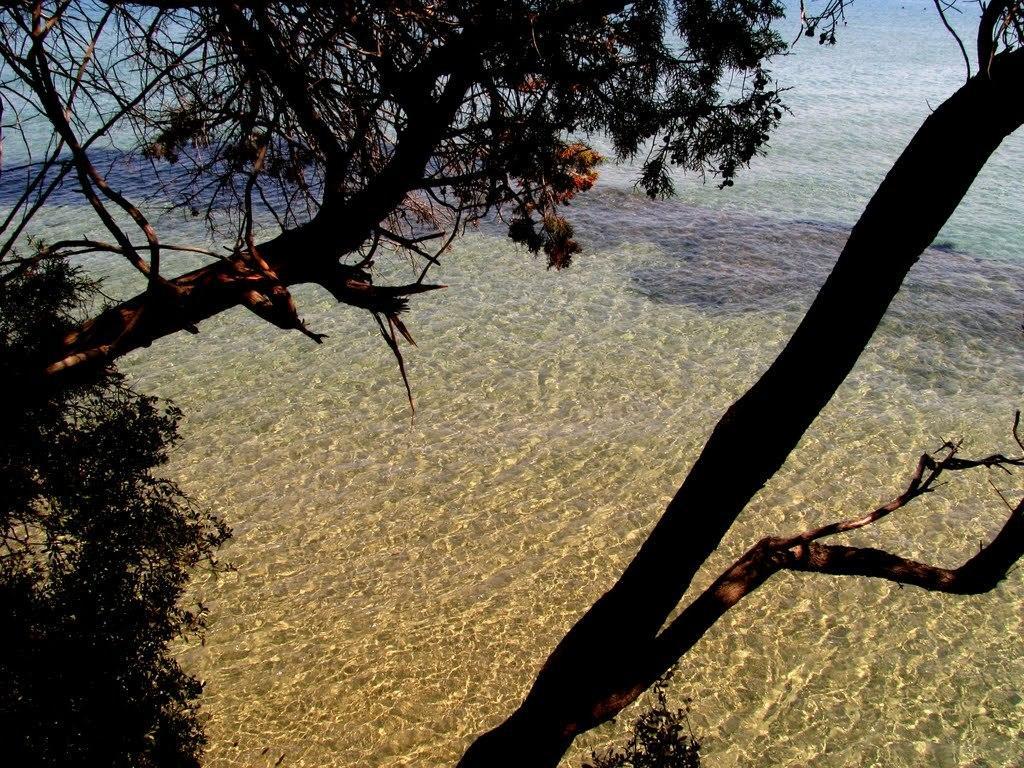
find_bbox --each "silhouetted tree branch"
[620,428,1024,724]
[458,26,1024,768]
[5,3,1023,767]
[558,452,1024,761]
[1,0,786,393]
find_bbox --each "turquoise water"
[5,2,1024,766]
[598,0,1023,265]
[665,0,1024,262]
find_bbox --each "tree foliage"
[2,3,1024,768]
[0,258,230,767]
[0,0,786,377]
[585,672,701,768]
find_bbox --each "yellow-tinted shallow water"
[116,198,1023,768]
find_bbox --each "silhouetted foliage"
[0,0,789,377]
[4,4,1024,768]
[0,258,230,767]
[585,672,701,768]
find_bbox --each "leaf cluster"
[0,1,788,270]
[585,671,702,768]
[0,258,230,768]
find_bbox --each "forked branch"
[592,414,1024,731]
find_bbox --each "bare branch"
[614,424,1024,731]
[933,0,973,79]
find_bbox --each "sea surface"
[8,1,1024,766]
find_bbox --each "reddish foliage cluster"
[507,141,602,269]
[553,142,602,202]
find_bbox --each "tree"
[0,0,785,393]
[0,257,230,767]
[459,3,1024,764]
[585,671,702,768]
[1,1,1022,766]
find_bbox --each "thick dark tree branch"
[5,0,783,382]
[33,3,512,378]
[39,42,482,375]
[45,233,445,376]
[520,427,1024,745]
[458,43,1024,768]
[647,434,1024,689]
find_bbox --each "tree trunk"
[457,47,1024,768]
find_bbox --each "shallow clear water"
[9,1,1024,766]
[128,203,1023,768]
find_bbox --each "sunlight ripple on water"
[113,189,1023,767]
[8,0,1024,765]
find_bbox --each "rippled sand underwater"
[3,1,1016,764]
[106,191,1024,768]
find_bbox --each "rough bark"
[457,46,1024,768]
[41,92,469,377]
[45,226,442,375]
[41,0,637,379]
